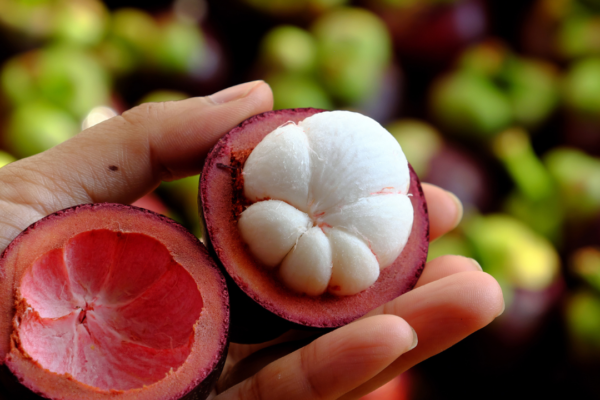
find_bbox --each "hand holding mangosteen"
[0,81,503,400]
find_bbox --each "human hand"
[0,80,503,399]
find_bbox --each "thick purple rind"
[0,341,230,400]
[0,364,39,399]
[179,340,229,400]
[200,108,429,344]
[224,272,298,344]
[0,203,229,400]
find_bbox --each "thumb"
[0,81,273,249]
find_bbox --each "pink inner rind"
[17,229,204,391]
[201,108,429,329]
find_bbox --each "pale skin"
[0,81,504,399]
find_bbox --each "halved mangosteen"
[0,203,229,400]
[200,108,429,343]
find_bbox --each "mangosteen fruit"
[5,100,79,159]
[369,0,488,69]
[311,7,401,121]
[562,57,600,155]
[0,203,229,400]
[201,108,429,343]
[464,213,562,346]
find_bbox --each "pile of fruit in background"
[1,0,600,398]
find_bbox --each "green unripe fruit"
[427,231,474,262]
[1,46,111,119]
[37,47,110,118]
[502,59,559,128]
[313,7,391,104]
[1,57,37,106]
[52,0,108,46]
[154,20,206,74]
[567,291,600,356]
[431,71,512,137]
[242,0,348,16]
[110,8,159,64]
[571,247,600,292]
[387,120,443,178]
[545,147,600,217]
[0,151,16,168]
[138,90,189,104]
[563,57,600,119]
[267,74,333,110]
[260,25,317,74]
[465,214,560,293]
[6,101,79,158]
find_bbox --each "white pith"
[238,111,413,296]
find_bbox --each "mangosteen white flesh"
[238,111,414,296]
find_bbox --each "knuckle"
[120,102,169,128]
[299,346,324,400]
[237,376,264,400]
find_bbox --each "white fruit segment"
[280,227,332,296]
[323,195,413,269]
[242,122,311,212]
[239,110,414,296]
[238,200,312,268]
[328,228,380,295]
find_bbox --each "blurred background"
[1,0,600,398]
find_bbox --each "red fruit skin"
[200,108,429,344]
[0,203,229,400]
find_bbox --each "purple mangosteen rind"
[0,203,229,400]
[220,270,297,344]
[200,108,430,343]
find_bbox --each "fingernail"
[446,190,463,229]
[409,326,418,351]
[497,301,506,317]
[469,258,483,272]
[209,80,264,104]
